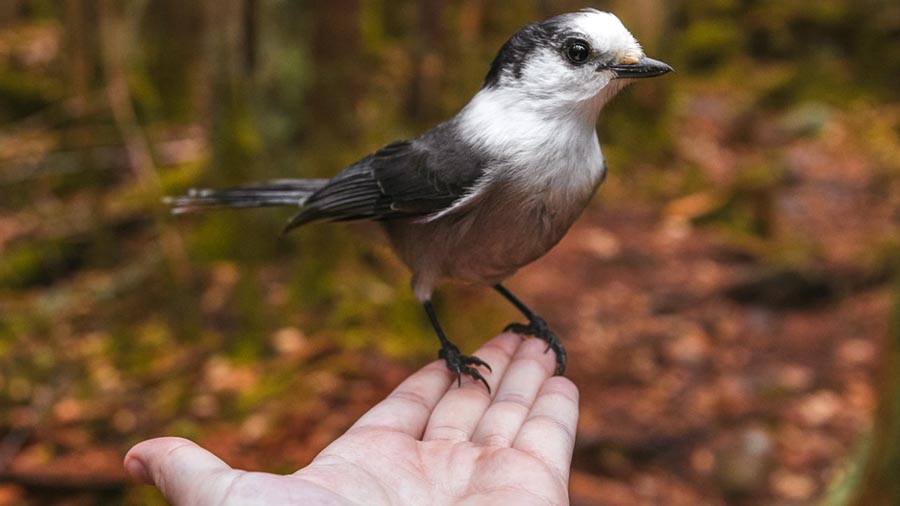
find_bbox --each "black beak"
[607,57,673,79]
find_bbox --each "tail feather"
[165,179,328,214]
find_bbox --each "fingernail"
[125,457,152,484]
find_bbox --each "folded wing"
[284,130,486,232]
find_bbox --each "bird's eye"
[565,41,591,64]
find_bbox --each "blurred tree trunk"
[827,274,900,506]
[142,0,207,122]
[611,0,668,53]
[204,0,262,184]
[406,0,444,122]
[98,0,190,280]
[65,0,92,104]
[98,0,157,186]
[305,0,363,169]
[242,0,258,75]
[844,275,900,506]
[308,0,361,125]
[0,0,23,27]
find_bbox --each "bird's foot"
[504,316,567,376]
[439,343,492,393]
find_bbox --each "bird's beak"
[607,56,673,79]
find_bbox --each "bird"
[166,9,672,392]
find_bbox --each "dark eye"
[565,40,591,64]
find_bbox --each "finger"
[422,333,520,442]
[512,377,579,483]
[349,358,456,439]
[125,437,235,505]
[471,337,557,447]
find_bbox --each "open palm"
[125,333,579,506]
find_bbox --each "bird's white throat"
[455,79,629,194]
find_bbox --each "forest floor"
[522,207,887,506]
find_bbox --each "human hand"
[124,333,579,505]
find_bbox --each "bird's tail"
[165,179,329,214]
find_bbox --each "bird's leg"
[423,300,492,392]
[494,284,567,375]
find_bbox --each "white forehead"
[568,10,643,58]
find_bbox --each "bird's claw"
[504,316,567,376]
[439,344,492,393]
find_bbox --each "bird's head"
[482,9,672,116]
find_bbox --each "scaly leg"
[494,284,567,375]
[423,300,492,392]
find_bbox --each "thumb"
[125,437,234,505]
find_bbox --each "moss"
[0,68,62,119]
[0,237,93,289]
[675,20,744,70]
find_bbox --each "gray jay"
[167,9,672,391]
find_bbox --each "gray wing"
[284,124,487,232]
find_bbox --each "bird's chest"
[482,171,598,244]
[441,163,602,282]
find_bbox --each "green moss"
[0,68,63,118]
[0,238,93,290]
[676,20,744,69]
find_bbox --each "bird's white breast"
[428,86,607,223]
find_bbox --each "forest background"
[0,1,899,505]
